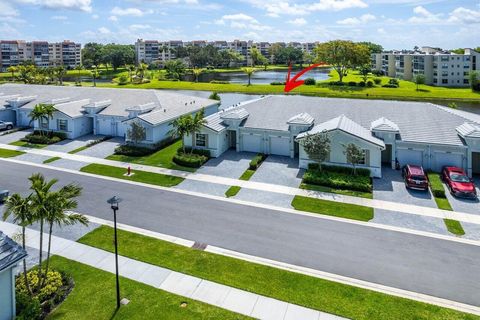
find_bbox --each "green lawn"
[43,157,61,164]
[79,225,478,320]
[107,140,196,172]
[0,148,24,158]
[225,186,241,198]
[10,140,47,149]
[300,183,373,199]
[68,146,88,154]
[239,169,255,181]
[291,195,374,221]
[80,163,184,187]
[47,256,249,320]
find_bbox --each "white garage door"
[397,149,423,167]
[269,136,290,156]
[432,152,463,172]
[242,134,263,153]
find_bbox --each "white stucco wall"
[95,115,128,137]
[0,109,16,124]
[184,127,228,157]
[0,267,15,320]
[299,130,383,177]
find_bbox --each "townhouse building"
[372,47,480,87]
[0,40,81,71]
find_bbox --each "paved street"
[1,161,480,307]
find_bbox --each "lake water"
[183,68,331,84]
[162,90,480,115]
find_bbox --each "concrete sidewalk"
[1,142,479,226]
[0,221,345,320]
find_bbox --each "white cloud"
[111,7,154,17]
[91,14,99,19]
[14,0,92,12]
[214,13,272,31]
[51,15,67,20]
[129,24,152,30]
[310,0,367,11]
[377,27,386,34]
[108,15,118,21]
[337,13,375,25]
[447,7,480,24]
[288,18,307,26]
[245,0,367,17]
[98,27,111,34]
[0,2,20,16]
[408,5,442,23]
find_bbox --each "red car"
[402,165,429,190]
[441,167,477,199]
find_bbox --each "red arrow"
[284,62,324,93]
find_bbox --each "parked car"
[402,165,429,190]
[0,190,9,203]
[0,121,14,131]
[441,166,477,199]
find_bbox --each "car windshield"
[450,173,470,183]
[411,175,426,181]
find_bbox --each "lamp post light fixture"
[107,195,122,309]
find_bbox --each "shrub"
[210,80,230,84]
[304,78,316,85]
[427,172,446,198]
[173,152,208,168]
[118,75,129,85]
[303,169,372,192]
[382,84,398,88]
[114,145,154,157]
[249,153,267,170]
[177,147,211,158]
[16,292,41,320]
[270,81,286,85]
[329,81,345,86]
[16,270,63,302]
[373,77,382,85]
[323,164,370,176]
[358,81,366,87]
[23,134,50,144]
[366,80,374,87]
[50,136,61,143]
[209,92,221,100]
[372,70,383,76]
[388,78,400,87]
[347,81,357,87]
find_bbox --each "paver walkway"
[1,142,480,227]
[0,221,345,320]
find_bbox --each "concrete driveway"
[44,134,98,153]
[235,155,303,208]
[372,167,449,235]
[76,137,124,158]
[0,129,32,144]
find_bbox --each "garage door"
[242,134,263,153]
[432,152,463,172]
[269,136,290,156]
[397,148,423,167]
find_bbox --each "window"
[356,149,370,166]
[442,79,448,84]
[195,133,207,147]
[40,118,49,129]
[57,119,68,131]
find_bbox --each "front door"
[381,144,392,165]
[473,152,480,175]
[228,131,237,149]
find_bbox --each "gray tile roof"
[297,115,385,148]
[457,123,480,139]
[0,84,219,122]
[0,231,27,272]
[54,99,90,118]
[287,112,314,125]
[370,117,400,132]
[238,95,480,147]
[204,112,228,132]
[220,107,249,120]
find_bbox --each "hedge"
[303,170,372,193]
[178,147,211,158]
[23,133,63,145]
[249,153,267,170]
[114,145,155,157]
[304,78,316,85]
[307,163,371,177]
[427,172,446,198]
[32,130,67,140]
[173,152,208,168]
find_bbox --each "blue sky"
[0,0,479,49]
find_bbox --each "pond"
[162,90,480,115]
[182,68,331,84]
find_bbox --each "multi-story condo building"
[135,39,317,67]
[0,40,81,71]
[372,47,480,87]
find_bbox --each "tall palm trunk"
[37,218,44,293]
[40,223,53,289]
[22,226,33,295]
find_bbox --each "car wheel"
[6,125,13,130]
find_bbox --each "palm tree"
[242,67,255,86]
[55,66,67,85]
[136,63,148,82]
[28,173,58,290]
[29,103,55,135]
[7,66,18,81]
[126,64,135,83]
[192,68,203,82]
[74,65,84,85]
[40,183,88,288]
[169,115,193,153]
[3,193,35,296]
[189,108,207,153]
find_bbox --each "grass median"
[9,140,47,149]
[79,225,478,320]
[300,183,373,199]
[47,256,249,320]
[43,156,61,164]
[80,163,184,187]
[291,195,374,222]
[225,186,241,198]
[0,148,25,158]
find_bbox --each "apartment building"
[372,47,480,87]
[135,39,316,67]
[0,40,81,71]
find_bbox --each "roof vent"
[370,117,400,132]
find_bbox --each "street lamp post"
[107,195,122,309]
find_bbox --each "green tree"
[101,44,135,70]
[126,64,135,83]
[91,67,99,87]
[54,66,67,85]
[74,65,84,85]
[192,67,204,82]
[243,67,255,86]
[314,40,370,83]
[188,108,207,153]
[82,42,104,68]
[127,121,146,145]
[357,41,384,54]
[3,193,35,295]
[209,92,221,101]
[469,71,479,92]
[250,47,266,67]
[17,64,36,84]
[165,59,186,80]
[170,115,193,153]
[29,104,55,135]
[343,143,364,175]
[136,63,148,82]
[301,132,331,171]
[413,73,426,91]
[7,66,18,80]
